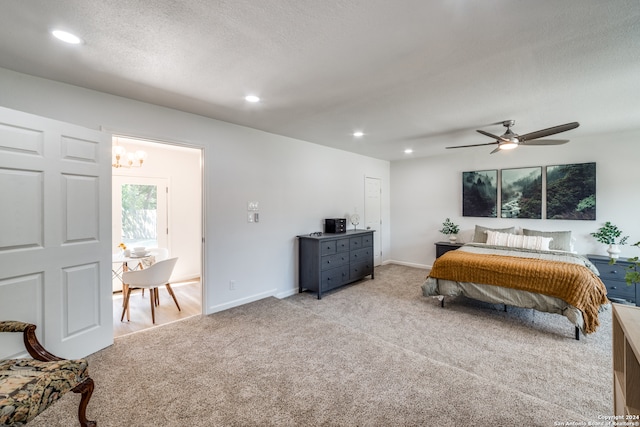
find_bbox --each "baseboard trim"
[172,275,201,284]
[276,288,298,299]
[384,260,431,270]
[206,289,278,314]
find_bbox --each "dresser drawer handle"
[611,286,618,290]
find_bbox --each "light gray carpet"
[28,264,611,426]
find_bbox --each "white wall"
[390,132,640,268]
[0,68,391,315]
[112,138,202,282]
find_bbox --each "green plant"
[590,221,629,245]
[439,218,460,235]
[624,241,640,286]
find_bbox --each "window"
[112,177,168,251]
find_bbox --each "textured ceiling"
[0,0,639,160]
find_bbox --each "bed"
[422,228,609,339]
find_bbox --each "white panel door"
[0,106,113,359]
[364,177,382,266]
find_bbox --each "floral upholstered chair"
[0,321,96,426]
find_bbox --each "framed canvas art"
[462,170,497,217]
[546,162,596,220]
[501,167,542,219]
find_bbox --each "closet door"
[0,106,113,359]
[365,176,382,266]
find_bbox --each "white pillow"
[485,230,552,251]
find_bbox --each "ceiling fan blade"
[490,147,501,154]
[446,141,499,149]
[520,139,569,146]
[519,122,579,141]
[477,129,509,142]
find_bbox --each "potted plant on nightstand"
[439,218,460,243]
[590,221,629,259]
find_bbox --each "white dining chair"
[140,247,170,300]
[121,257,180,324]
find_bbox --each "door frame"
[107,132,206,324]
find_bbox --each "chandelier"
[112,139,147,168]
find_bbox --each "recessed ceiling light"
[404,149,413,154]
[245,95,260,103]
[353,131,364,137]
[52,30,82,45]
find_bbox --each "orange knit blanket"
[428,251,609,333]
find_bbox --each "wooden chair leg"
[165,284,181,311]
[126,284,131,321]
[149,288,156,323]
[121,287,132,322]
[122,263,130,304]
[72,377,96,427]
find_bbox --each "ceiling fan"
[446,120,579,154]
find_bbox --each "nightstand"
[587,254,639,306]
[435,241,464,258]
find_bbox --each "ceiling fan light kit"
[447,120,579,154]
[499,142,518,150]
